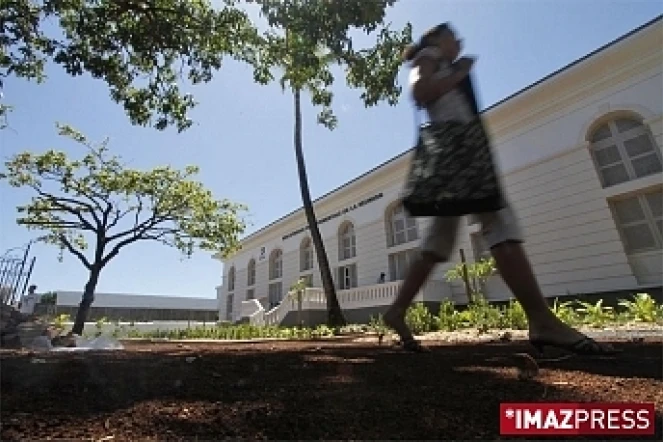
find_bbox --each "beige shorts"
[421,205,524,262]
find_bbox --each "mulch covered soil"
[1,337,661,441]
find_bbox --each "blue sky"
[1,1,661,299]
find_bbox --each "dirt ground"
[1,336,661,441]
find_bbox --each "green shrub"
[619,293,660,323]
[552,298,580,325]
[465,298,502,333]
[438,299,463,331]
[368,314,389,336]
[576,299,615,328]
[113,293,660,341]
[502,300,528,330]
[405,302,436,335]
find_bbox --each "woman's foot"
[397,337,431,353]
[383,306,413,342]
[529,319,620,356]
[530,335,620,356]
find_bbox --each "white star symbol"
[505,409,515,418]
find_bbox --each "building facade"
[52,291,218,322]
[215,17,663,326]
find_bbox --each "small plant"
[311,324,334,338]
[111,325,128,339]
[552,298,579,325]
[52,313,71,333]
[502,300,528,330]
[289,277,310,328]
[405,302,436,335]
[339,324,368,334]
[445,257,498,302]
[368,314,389,336]
[465,298,502,334]
[618,293,659,323]
[438,299,463,331]
[94,317,110,337]
[576,299,615,328]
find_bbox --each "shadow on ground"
[1,338,661,440]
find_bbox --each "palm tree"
[251,0,411,326]
[289,48,346,327]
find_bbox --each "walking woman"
[385,23,619,356]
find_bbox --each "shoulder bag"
[401,73,505,217]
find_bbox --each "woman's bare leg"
[383,252,437,343]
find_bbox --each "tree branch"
[58,234,92,270]
[19,220,87,229]
[41,173,107,216]
[106,211,168,243]
[101,212,171,266]
[106,194,190,243]
[107,206,132,231]
[31,186,98,232]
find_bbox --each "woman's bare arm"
[411,56,467,106]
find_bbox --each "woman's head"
[402,23,462,62]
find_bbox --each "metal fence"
[0,245,37,306]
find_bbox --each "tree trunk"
[293,89,346,327]
[459,248,474,304]
[297,290,303,327]
[71,267,101,335]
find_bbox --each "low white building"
[54,291,218,322]
[215,17,663,326]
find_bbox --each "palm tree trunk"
[293,88,346,326]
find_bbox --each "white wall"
[57,291,218,310]
[493,71,662,175]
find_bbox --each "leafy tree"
[251,0,412,326]
[39,291,58,305]
[0,124,246,334]
[1,0,260,132]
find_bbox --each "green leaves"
[2,1,412,132]
[445,257,498,299]
[1,124,247,269]
[345,24,413,107]
[2,0,261,132]
[250,0,412,129]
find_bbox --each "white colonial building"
[215,17,663,326]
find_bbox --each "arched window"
[227,266,235,292]
[386,202,418,247]
[247,259,256,286]
[338,222,356,260]
[300,237,314,271]
[269,249,283,280]
[588,116,662,188]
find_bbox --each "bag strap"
[413,103,426,146]
[457,72,480,116]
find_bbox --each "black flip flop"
[530,336,621,356]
